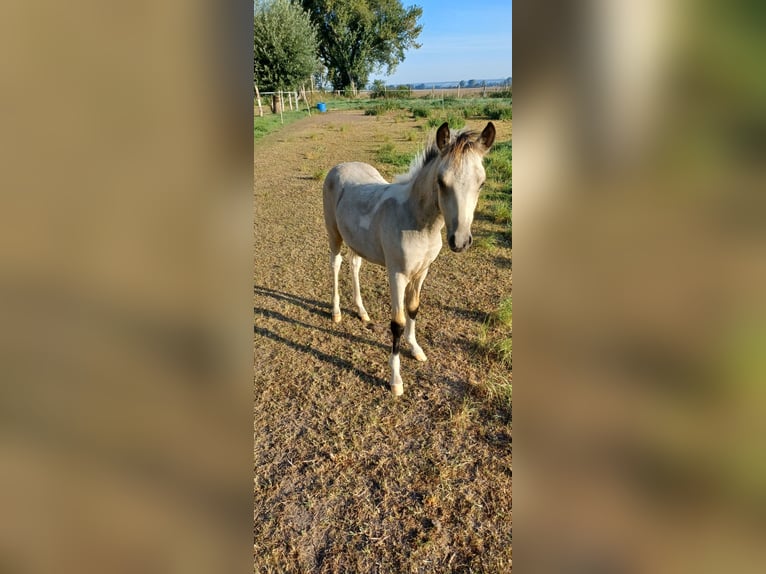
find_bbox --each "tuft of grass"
[483,103,513,120]
[426,114,466,130]
[485,142,512,185]
[489,88,513,99]
[313,168,328,181]
[473,234,498,252]
[491,201,512,225]
[376,143,412,168]
[480,139,512,245]
[477,296,512,368]
[494,297,512,327]
[364,101,398,116]
[411,106,430,119]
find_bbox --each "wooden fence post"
[254,84,264,117]
[301,85,311,116]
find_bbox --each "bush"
[364,101,397,115]
[369,82,412,99]
[427,114,465,130]
[489,89,513,99]
[483,104,512,120]
[411,106,430,118]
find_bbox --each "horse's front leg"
[404,268,429,362]
[388,271,408,396]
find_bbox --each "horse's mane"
[393,128,479,184]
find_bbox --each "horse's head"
[434,122,496,252]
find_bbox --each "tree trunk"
[271,92,283,114]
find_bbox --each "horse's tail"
[323,165,344,251]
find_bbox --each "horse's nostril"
[468,235,473,247]
[448,234,456,250]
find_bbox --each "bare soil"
[254,110,512,573]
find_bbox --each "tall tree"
[254,0,319,92]
[300,0,422,91]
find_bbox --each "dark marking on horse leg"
[406,305,419,320]
[390,320,404,355]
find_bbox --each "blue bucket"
[317,102,327,113]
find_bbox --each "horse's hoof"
[360,313,371,324]
[390,383,404,396]
[332,313,342,323]
[412,350,428,362]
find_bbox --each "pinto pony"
[323,122,496,395]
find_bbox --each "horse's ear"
[436,122,450,152]
[478,122,496,152]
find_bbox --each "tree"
[300,0,422,91]
[254,0,319,93]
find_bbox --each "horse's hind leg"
[404,268,429,362]
[327,229,343,323]
[330,250,342,323]
[323,171,345,323]
[349,251,371,323]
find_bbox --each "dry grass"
[254,110,512,573]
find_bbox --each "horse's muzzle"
[448,233,473,252]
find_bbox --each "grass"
[480,139,512,246]
[462,102,513,121]
[376,142,412,168]
[254,109,309,141]
[254,96,511,143]
[427,114,466,130]
[473,234,498,252]
[478,296,512,369]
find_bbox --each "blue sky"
[370,0,512,85]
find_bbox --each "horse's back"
[324,162,387,197]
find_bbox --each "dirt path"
[254,110,512,572]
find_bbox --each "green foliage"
[254,0,319,91]
[427,114,465,130]
[411,106,429,118]
[300,0,423,91]
[482,140,512,245]
[369,79,387,98]
[462,102,513,120]
[485,141,512,186]
[370,81,412,99]
[483,103,513,120]
[478,296,512,367]
[489,88,513,99]
[376,142,411,167]
[254,109,307,141]
[364,100,397,115]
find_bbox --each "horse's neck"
[407,162,442,230]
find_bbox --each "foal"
[323,121,496,395]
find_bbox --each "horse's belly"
[339,225,386,266]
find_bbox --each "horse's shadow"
[254,285,388,389]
